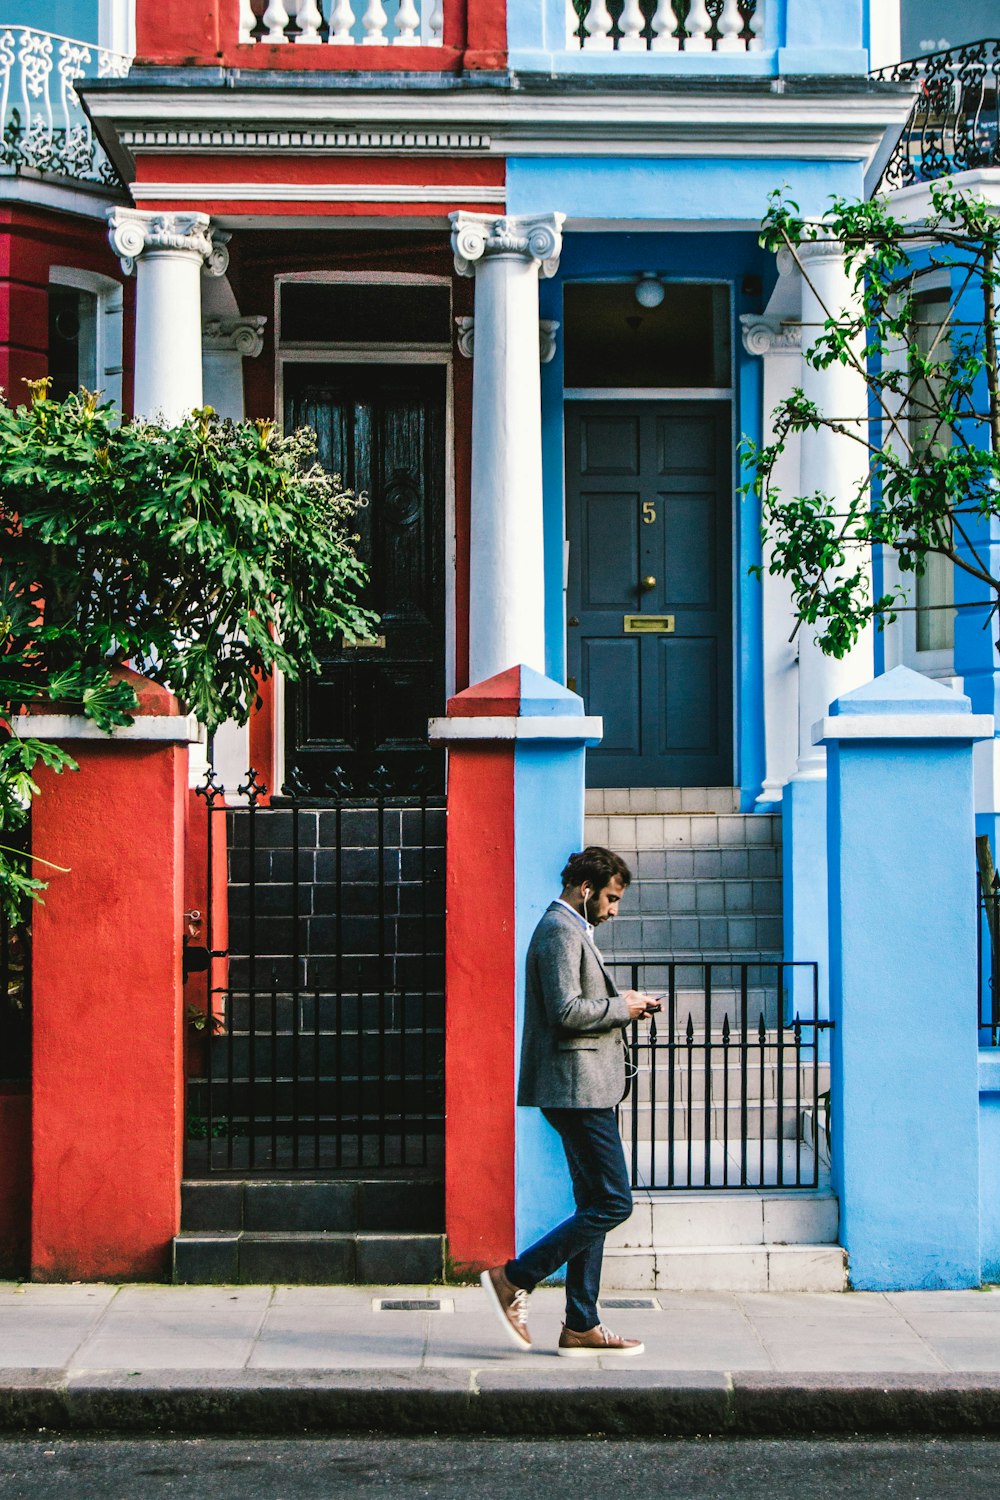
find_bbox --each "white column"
[450,211,564,684]
[794,238,874,779]
[740,313,803,807]
[107,209,230,423]
[202,314,266,422]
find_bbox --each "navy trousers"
[505,1107,633,1333]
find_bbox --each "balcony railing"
[239,0,444,46]
[0,27,130,186]
[872,39,1000,191]
[569,0,763,54]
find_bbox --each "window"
[47,269,124,411]
[909,290,954,655]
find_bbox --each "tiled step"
[601,915,783,957]
[180,1176,444,1235]
[629,1062,831,1106]
[173,1229,445,1285]
[602,1243,848,1292]
[583,812,782,851]
[586,788,741,816]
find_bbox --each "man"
[481,846,661,1357]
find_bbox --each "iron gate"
[184,770,445,1174]
[607,958,831,1191]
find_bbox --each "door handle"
[639,576,656,593]
[567,616,580,627]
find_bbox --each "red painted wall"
[31,736,187,1281]
[444,743,516,1269]
[0,205,131,412]
[137,0,504,70]
[0,1089,30,1276]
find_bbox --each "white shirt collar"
[554,897,595,942]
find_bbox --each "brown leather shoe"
[558,1323,645,1358]
[480,1265,532,1350]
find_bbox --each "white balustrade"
[295,0,325,42]
[577,0,763,53]
[0,26,130,184]
[244,0,446,44]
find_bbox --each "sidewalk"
[3,1281,1000,1437]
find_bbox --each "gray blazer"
[517,902,633,1110]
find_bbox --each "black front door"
[283,363,446,798]
[566,401,733,788]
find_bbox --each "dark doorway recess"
[566,400,734,788]
[283,362,446,799]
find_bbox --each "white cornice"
[121,127,492,152]
[86,87,914,177]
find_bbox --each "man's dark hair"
[560,846,632,893]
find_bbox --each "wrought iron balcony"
[0,26,131,187]
[872,38,1000,192]
[569,0,762,54]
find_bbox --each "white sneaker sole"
[557,1342,645,1358]
[480,1269,532,1351]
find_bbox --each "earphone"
[582,885,592,922]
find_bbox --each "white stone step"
[601,1243,848,1293]
[609,1190,839,1250]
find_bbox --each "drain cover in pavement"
[373,1298,454,1312]
[599,1298,660,1310]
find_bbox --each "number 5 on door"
[642,500,657,524]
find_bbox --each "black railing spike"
[685,1013,694,1045]
[722,1012,730,1045]
[757,1013,767,1042]
[195,765,226,805]
[238,767,268,806]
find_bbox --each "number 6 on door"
[642,500,657,524]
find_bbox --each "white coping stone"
[12,713,201,743]
[428,714,603,742]
[813,712,995,744]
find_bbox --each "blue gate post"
[819,666,992,1289]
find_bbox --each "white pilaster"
[450,211,564,684]
[108,209,230,423]
[740,313,802,808]
[202,314,267,422]
[794,238,874,780]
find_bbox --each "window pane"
[48,287,97,400]
[563,281,731,388]
[280,283,450,344]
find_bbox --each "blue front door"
[565,400,733,788]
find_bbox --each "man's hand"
[623,990,662,1021]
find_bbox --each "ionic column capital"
[107,209,231,279]
[449,211,565,279]
[796,235,846,268]
[203,315,267,359]
[740,315,802,357]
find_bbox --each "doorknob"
[568,616,580,627]
[639,576,656,593]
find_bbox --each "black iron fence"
[0,909,30,1084]
[979,866,1000,1046]
[185,770,445,1175]
[872,39,1000,190]
[607,958,831,1191]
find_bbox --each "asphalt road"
[1,1437,999,1499]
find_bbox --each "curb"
[2,1371,1000,1437]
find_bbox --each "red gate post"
[21,674,193,1280]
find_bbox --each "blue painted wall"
[11,0,99,41]
[981,1051,1000,1283]
[506,159,865,228]
[825,669,983,1288]
[512,682,590,1256]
